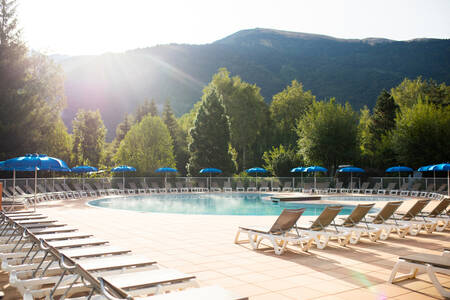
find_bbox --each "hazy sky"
[18,0,450,55]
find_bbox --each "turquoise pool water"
[323,195,409,202]
[89,193,364,216]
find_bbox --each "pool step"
[271,196,321,202]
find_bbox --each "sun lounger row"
[0,210,247,299]
[235,198,449,254]
[235,198,449,296]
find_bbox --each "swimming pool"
[323,195,409,202]
[89,193,367,216]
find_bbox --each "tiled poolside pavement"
[1,196,449,299]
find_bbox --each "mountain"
[57,28,450,140]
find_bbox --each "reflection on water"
[89,193,362,216]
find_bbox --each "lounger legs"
[389,260,450,298]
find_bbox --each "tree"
[297,99,359,173]
[135,99,158,123]
[391,77,450,108]
[112,113,134,154]
[204,68,270,171]
[187,90,235,176]
[365,90,399,168]
[358,106,373,167]
[262,145,303,177]
[41,119,72,165]
[162,101,189,175]
[72,109,107,166]
[115,115,175,175]
[391,101,450,167]
[0,0,68,160]
[270,80,315,146]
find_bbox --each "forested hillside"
[58,28,450,139]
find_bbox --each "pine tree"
[0,0,68,160]
[187,90,235,176]
[162,101,189,175]
[72,109,107,166]
[370,90,398,139]
[136,99,158,123]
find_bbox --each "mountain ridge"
[55,28,450,140]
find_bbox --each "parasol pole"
[398,171,401,189]
[122,171,125,189]
[314,172,316,190]
[448,170,449,197]
[433,171,436,192]
[12,169,16,209]
[350,172,353,190]
[34,166,37,212]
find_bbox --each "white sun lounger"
[389,250,450,298]
[295,206,351,249]
[235,208,313,255]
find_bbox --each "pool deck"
[1,193,449,299]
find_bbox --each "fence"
[1,176,448,193]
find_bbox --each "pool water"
[89,193,364,216]
[323,195,409,202]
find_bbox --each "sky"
[17,0,450,56]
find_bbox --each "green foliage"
[115,114,134,143]
[270,80,315,146]
[135,99,158,123]
[187,89,235,176]
[0,1,69,161]
[297,99,359,173]
[72,109,107,166]
[115,115,175,175]
[358,106,373,165]
[41,119,72,165]
[391,77,450,109]
[370,90,398,139]
[112,113,134,155]
[262,145,303,177]
[162,101,189,175]
[204,68,270,171]
[391,101,450,167]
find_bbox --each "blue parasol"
[71,166,98,190]
[386,166,413,188]
[111,165,136,187]
[338,166,365,189]
[291,167,307,189]
[305,166,328,190]
[428,163,450,196]
[246,167,268,187]
[71,165,98,173]
[200,168,222,191]
[1,154,70,210]
[155,167,177,185]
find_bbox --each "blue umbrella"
[1,154,70,210]
[429,163,450,196]
[246,167,268,188]
[71,165,98,173]
[291,167,307,189]
[338,166,365,189]
[418,165,436,191]
[155,167,177,185]
[199,168,222,174]
[200,168,222,191]
[111,165,136,187]
[386,166,413,188]
[290,167,306,173]
[305,166,328,190]
[71,166,98,190]
[155,167,177,173]
[417,165,433,172]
